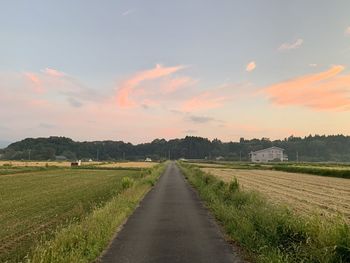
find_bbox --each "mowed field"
[202,168,350,222]
[0,160,101,167]
[0,167,141,262]
[99,161,158,168]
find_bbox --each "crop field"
[0,167,141,262]
[202,168,350,222]
[0,161,102,167]
[187,162,228,168]
[99,161,158,168]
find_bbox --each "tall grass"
[179,162,350,263]
[26,163,165,263]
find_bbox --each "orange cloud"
[278,38,303,51]
[262,65,350,111]
[116,64,185,108]
[246,61,256,72]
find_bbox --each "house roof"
[250,146,284,154]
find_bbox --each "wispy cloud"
[183,129,197,134]
[181,91,227,112]
[187,115,215,124]
[22,68,98,108]
[122,9,134,16]
[181,82,249,112]
[24,72,44,93]
[278,38,303,51]
[116,64,186,108]
[160,77,197,93]
[39,123,56,129]
[42,68,66,77]
[309,63,318,67]
[262,65,350,111]
[67,97,83,107]
[246,61,256,72]
[345,26,350,36]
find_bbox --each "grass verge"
[178,162,350,263]
[25,163,166,263]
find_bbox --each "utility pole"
[296,151,299,163]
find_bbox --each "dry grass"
[203,168,350,222]
[0,161,101,167]
[99,162,158,168]
[188,162,227,168]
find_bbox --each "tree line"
[1,135,350,162]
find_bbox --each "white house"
[249,147,288,163]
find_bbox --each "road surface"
[100,162,242,263]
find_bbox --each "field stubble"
[203,168,350,222]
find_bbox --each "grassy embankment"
[0,163,165,263]
[179,162,350,263]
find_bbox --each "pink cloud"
[161,77,197,93]
[42,68,66,77]
[181,82,251,112]
[181,90,227,112]
[116,64,185,108]
[24,72,45,93]
[246,61,256,72]
[262,65,350,111]
[345,27,350,36]
[278,38,303,51]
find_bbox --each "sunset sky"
[1,1,350,145]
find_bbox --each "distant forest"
[1,135,350,162]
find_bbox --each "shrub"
[121,177,134,190]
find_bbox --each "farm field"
[0,160,101,167]
[98,161,158,168]
[0,167,141,262]
[202,167,350,222]
[186,162,228,168]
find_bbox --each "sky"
[1,0,350,144]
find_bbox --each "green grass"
[72,165,143,171]
[0,168,147,262]
[0,165,59,175]
[272,164,350,179]
[178,162,350,263]
[27,163,165,263]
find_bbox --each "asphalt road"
[100,162,242,263]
